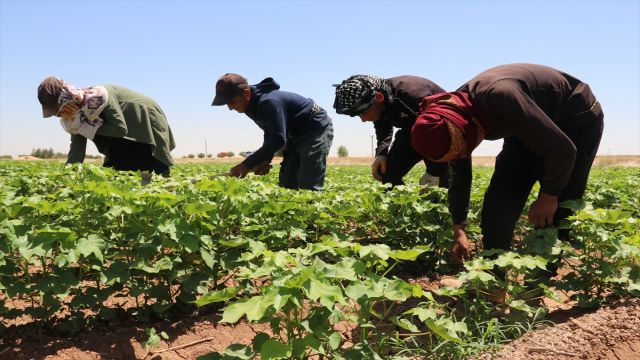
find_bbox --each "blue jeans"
[279,118,333,191]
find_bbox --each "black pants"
[100,136,169,175]
[382,127,449,188]
[480,113,604,252]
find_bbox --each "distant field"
[6,155,640,166]
[174,155,640,166]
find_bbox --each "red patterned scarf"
[411,91,493,162]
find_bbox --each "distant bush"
[31,147,66,159]
[226,151,235,157]
[0,155,12,159]
[239,151,253,158]
[197,153,205,158]
[188,154,195,159]
[337,145,349,157]
[207,154,213,158]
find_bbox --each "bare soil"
[486,298,640,360]
[3,275,638,360]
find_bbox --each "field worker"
[333,75,449,187]
[212,73,333,190]
[411,63,604,266]
[37,76,176,184]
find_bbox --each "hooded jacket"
[373,76,445,157]
[242,78,330,168]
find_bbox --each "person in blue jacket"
[211,73,333,190]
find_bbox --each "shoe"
[141,171,152,185]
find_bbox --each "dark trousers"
[100,136,170,175]
[279,119,334,191]
[480,113,604,252]
[382,127,449,187]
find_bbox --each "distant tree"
[226,151,235,157]
[337,145,349,157]
[188,154,195,158]
[239,151,253,158]
[207,153,213,158]
[0,155,12,159]
[217,152,227,158]
[31,147,56,159]
[197,153,205,158]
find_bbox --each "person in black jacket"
[411,63,604,265]
[333,75,448,187]
[212,73,333,190]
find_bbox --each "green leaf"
[358,244,390,260]
[389,248,425,261]
[327,331,342,350]
[195,287,240,307]
[344,283,368,301]
[305,277,344,307]
[222,344,253,359]
[200,248,216,269]
[509,300,537,315]
[76,234,106,262]
[292,335,322,357]
[252,332,270,352]
[222,295,274,323]
[289,227,306,240]
[260,339,292,360]
[99,261,129,285]
[411,307,437,322]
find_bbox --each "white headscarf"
[58,82,108,140]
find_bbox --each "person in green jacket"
[37,76,176,184]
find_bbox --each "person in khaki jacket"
[37,76,175,184]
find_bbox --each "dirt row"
[488,297,640,360]
[2,287,639,359]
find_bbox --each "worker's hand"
[451,225,472,264]
[371,156,387,181]
[58,103,80,121]
[253,160,272,175]
[229,163,251,178]
[527,192,558,228]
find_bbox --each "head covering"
[38,76,65,117]
[212,73,248,106]
[333,75,390,116]
[58,82,108,139]
[411,92,493,162]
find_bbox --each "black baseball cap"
[211,73,248,106]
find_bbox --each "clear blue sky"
[1,0,639,157]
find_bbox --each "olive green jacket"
[67,85,175,167]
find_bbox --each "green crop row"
[0,161,638,359]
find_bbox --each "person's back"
[245,78,330,134]
[460,63,599,139]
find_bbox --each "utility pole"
[370,135,374,157]
[204,139,208,158]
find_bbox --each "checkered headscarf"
[333,75,390,116]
